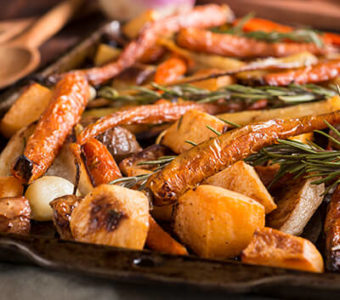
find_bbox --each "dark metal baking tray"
[0,21,340,299]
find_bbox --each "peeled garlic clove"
[25,176,76,221]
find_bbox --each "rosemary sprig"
[99,83,336,106]
[246,121,340,192]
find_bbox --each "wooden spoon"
[0,17,36,44]
[0,0,83,89]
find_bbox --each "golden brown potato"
[267,178,324,236]
[0,123,35,176]
[94,44,121,66]
[1,83,51,138]
[218,96,340,126]
[242,227,324,273]
[204,161,276,213]
[50,195,81,240]
[0,197,30,234]
[161,110,227,154]
[70,184,149,250]
[174,185,265,259]
[0,176,23,198]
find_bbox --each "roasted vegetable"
[50,194,81,240]
[147,111,340,205]
[70,184,149,250]
[161,110,227,154]
[324,185,340,271]
[204,161,276,213]
[176,28,329,58]
[82,138,122,186]
[265,59,340,86]
[267,178,324,236]
[94,44,121,66]
[174,185,265,259]
[154,56,187,84]
[0,83,51,138]
[0,197,30,234]
[0,176,23,198]
[78,4,233,85]
[241,227,324,273]
[12,72,89,183]
[96,126,141,162]
[25,176,77,221]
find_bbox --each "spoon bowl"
[0,46,39,89]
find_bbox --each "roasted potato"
[267,178,324,236]
[0,197,30,234]
[0,176,23,198]
[242,227,324,273]
[161,110,227,154]
[70,184,149,250]
[218,96,340,126]
[204,161,276,213]
[174,185,265,259]
[1,83,51,138]
[94,44,121,66]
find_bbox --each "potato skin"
[0,197,30,234]
[70,184,149,250]
[148,111,340,205]
[242,227,324,273]
[324,185,340,271]
[174,185,265,259]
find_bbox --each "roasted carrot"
[139,45,165,63]
[147,110,340,205]
[265,59,340,86]
[82,138,121,186]
[147,216,188,255]
[324,185,340,271]
[12,72,89,183]
[77,102,232,145]
[176,28,329,58]
[154,56,187,84]
[75,4,233,85]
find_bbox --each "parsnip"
[204,161,276,213]
[174,185,265,259]
[242,227,324,273]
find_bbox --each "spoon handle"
[12,0,83,48]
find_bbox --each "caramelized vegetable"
[78,102,230,145]
[147,111,340,205]
[267,178,324,236]
[70,184,149,250]
[0,197,30,234]
[204,161,276,214]
[77,4,233,85]
[0,176,23,198]
[50,194,81,240]
[174,185,265,259]
[265,59,340,86]
[147,216,188,255]
[242,227,324,273]
[154,56,187,84]
[12,72,89,183]
[82,138,122,186]
[324,185,340,271]
[176,28,328,58]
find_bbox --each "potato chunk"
[204,161,276,213]
[218,96,340,126]
[267,178,324,236]
[242,227,324,273]
[1,83,51,138]
[0,176,23,198]
[161,110,227,154]
[70,185,149,250]
[174,185,265,259]
[94,44,121,66]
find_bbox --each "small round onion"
[25,176,76,221]
[98,0,195,21]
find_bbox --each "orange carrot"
[147,216,188,255]
[82,138,121,186]
[154,56,187,84]
[265,59,340,86]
